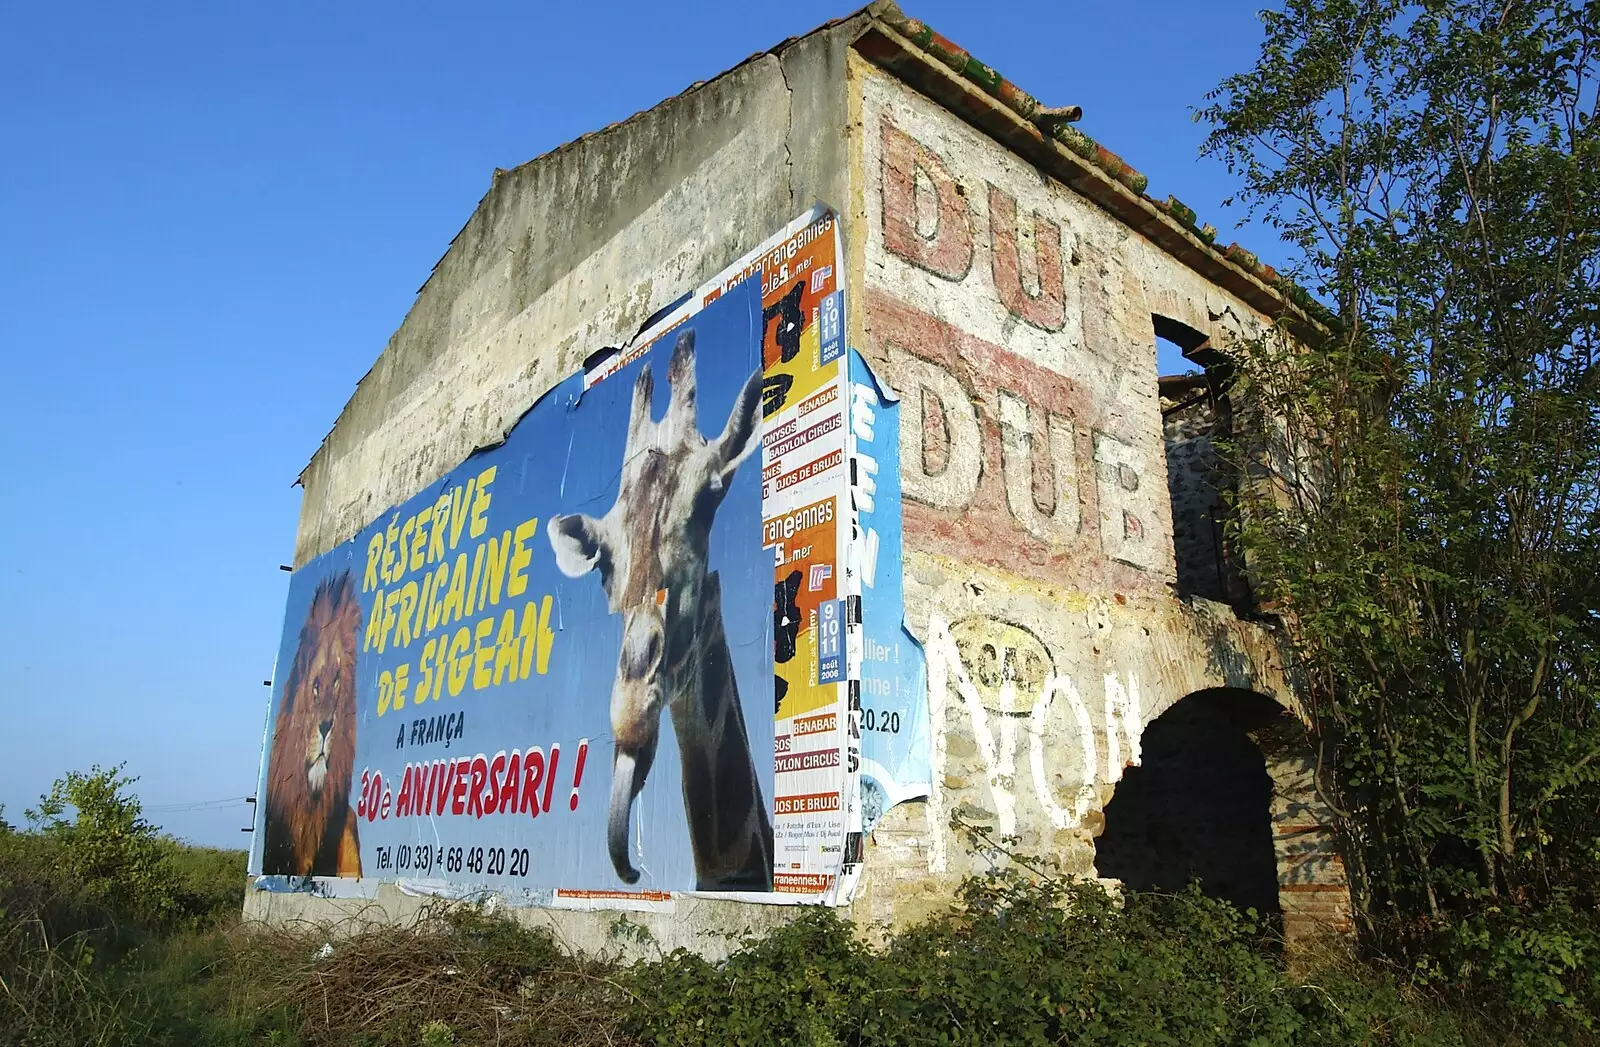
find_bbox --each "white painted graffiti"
[923,613,1144,872]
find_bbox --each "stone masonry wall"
[1162,375,1229,602]
[844,53,1350,940]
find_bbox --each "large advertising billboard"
[252,278,775,900]
[253,208,879,907]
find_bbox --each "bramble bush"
[0,766,247,1045]
[25,764,180,926]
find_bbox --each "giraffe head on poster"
[549,327,775,892]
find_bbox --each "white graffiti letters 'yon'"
[923,614,1144,873]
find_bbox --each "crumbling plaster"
[292,18,864,567]
[845,55,1349,937]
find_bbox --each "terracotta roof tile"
[866,1,1335,333]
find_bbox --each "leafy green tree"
[27,764,178,923]
[1201,0,1600,1029]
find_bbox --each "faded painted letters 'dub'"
[863,72,1174,591]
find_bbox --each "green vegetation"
[1200,0,1600,1036]
[626,873,1472,1047]
[0,768,1581,1045]
[0,766,251,1044]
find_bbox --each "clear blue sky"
[0,1,1288,847]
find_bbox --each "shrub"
[25,764,178,927]
[160,840,247,926]
[623,870,1470,1047]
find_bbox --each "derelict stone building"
[249,2,1352,951]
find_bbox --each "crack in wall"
[773,53,796,212]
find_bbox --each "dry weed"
[217,902,634,1046]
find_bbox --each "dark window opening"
[1154,316,1250,607]
[1094,689,1283,926]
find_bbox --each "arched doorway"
[1094,688,1284,924]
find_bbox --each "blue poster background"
[251,280,771,895]
[849,349,932,832]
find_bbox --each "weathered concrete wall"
[844,53,1349,938]
[292,17,863,566]
[254,16,874,959]
[245,884,798,961]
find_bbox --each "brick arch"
[1152,313,1210,356]
[1094,687,1351,947]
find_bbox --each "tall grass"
[0,816,1584,1046]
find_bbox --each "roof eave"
[852,4,1329,346]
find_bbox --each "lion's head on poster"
[262,572,363,878]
